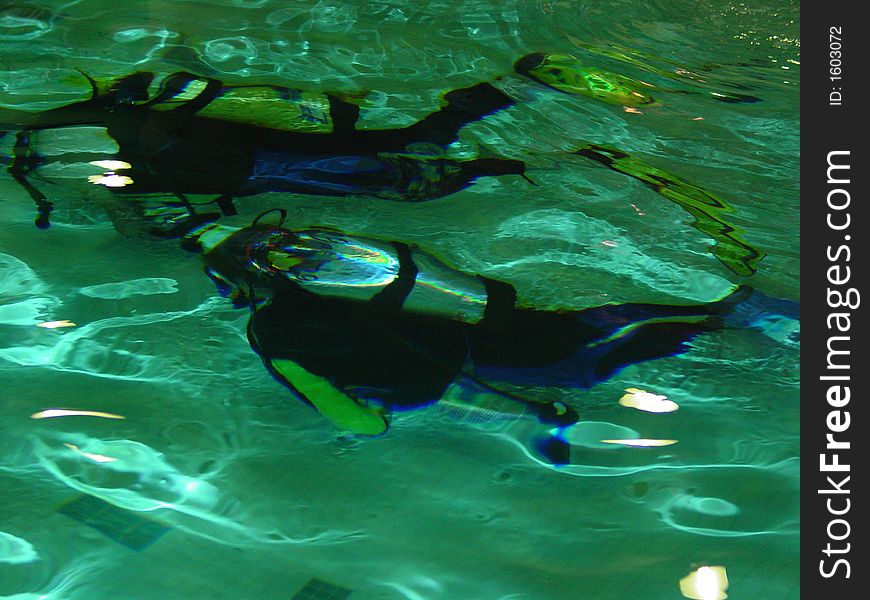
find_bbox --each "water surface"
[1,1,799,598]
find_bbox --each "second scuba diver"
[2,53,764,275]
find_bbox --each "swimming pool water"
[1,1,799,598]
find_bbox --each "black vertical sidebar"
[802,2,867,596]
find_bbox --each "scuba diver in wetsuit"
[2,70,524,224]
[2,53,764,276]
[180,210,792,464]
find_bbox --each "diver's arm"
[325,94,361,136]
[267,358,389,436]
[368,242,418,312]
[230,243,387,437]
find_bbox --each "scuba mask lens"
[266,250,305,271]
[259,236,331,277]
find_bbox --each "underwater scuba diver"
[0,51,786,464]
[1,70,524,224]
[1,52,764,275]
[180,210,793,464]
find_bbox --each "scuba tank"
[187,216,491,324]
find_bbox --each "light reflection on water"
[1,1,798,598]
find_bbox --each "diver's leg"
[470,284,797,391]
[576,285,753,329]
[404,82,515,147]
[588,320,708,382]
[469,288,735,390]
[575,284,800,339]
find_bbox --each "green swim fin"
[574,143,765,276]
[515,52,656,107]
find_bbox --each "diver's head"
[185,214,336,296]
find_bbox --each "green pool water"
[1,1,799,598]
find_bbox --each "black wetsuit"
[5,72,525,232]
[4,68,765,276]
[241,238,729,415]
